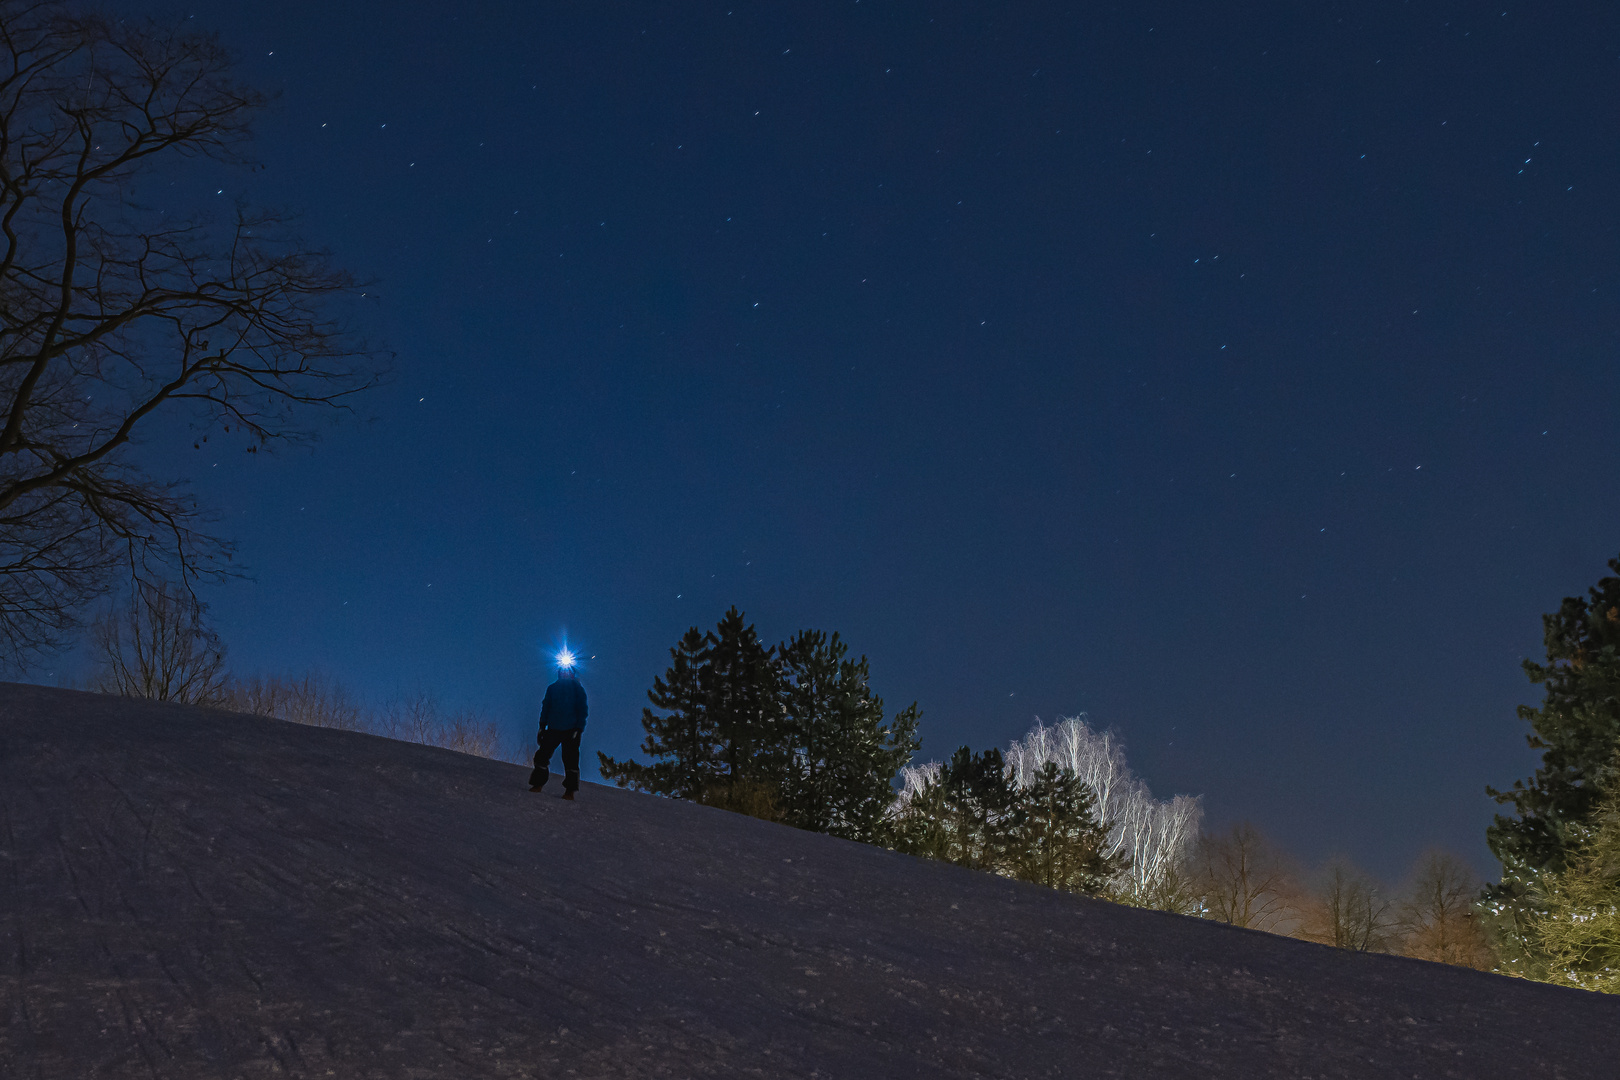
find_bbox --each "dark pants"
[530,728,582,792]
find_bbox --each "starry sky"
[111,1,1619,882]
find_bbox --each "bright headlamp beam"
[557,650,576,668]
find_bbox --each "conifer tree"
[773,630,921,842]
[702,607,784,814]
[606,610,920,830]
[914,746,1024,872]
[598,627,717,798]
[891,772,953,861]
[1012,761,1127,895]
[1486,554,1620,969]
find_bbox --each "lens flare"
[557,649,576,669]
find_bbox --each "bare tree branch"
[0,2,380,666]
[88,576,226,704]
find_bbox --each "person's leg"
[529,729,562,789]
[561,729,582,794]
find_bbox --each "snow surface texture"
[1,683,1614,1079]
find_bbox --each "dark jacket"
[540,675,588,732]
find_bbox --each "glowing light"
[557,649,576,669]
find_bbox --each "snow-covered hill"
[1,683,1613,1078]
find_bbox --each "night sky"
[109,1,1619,882]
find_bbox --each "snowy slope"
[1,682,1613,1079]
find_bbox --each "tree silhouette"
[1013,761,1125,895]
[1190,822,1298,932]
[775,629,920,842]
[0,3,377,664]
[705,607,783,810]
[599,626,717,799]
[88,578,225,704]
[1296,860,1393,953]
[1396,852,1494,971]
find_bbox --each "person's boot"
[562,790,576,801]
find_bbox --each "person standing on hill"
[530,660,588,799]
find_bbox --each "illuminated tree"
[0,3,377,665]
[1533,781,1620,993]
[1004,716,1203,908]
[1296,860,1394,952]
[1486,554,1620,972]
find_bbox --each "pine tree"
[598,627,718,798]
[605,611,920,831]
[773,630,921,842]
[891,772,953,861]
[918,746,1024,872]
[1485,554,1620,970]
[1011,761,1126,895]
[701,607,784,814]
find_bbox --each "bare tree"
[1191,821,1300,932]
[1394,851,1495,970]
[88,577,225,703]
[0,3,376,664]
[1296,859,1394,952]
[220,670,367,730]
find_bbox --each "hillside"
[1,683,1614,1078]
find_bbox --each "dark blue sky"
[114,1,1619,881]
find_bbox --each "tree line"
[78,555,1620,990]
[599,607,1133,898]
